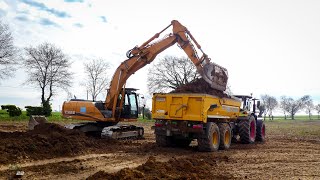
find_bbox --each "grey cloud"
[20,0,71,18]
[15,16,29,22]
[100,16,107,23]
[39,18,60,27]
[73,23,83,28]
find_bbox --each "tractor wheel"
[256,120,266,142]
[239,116,256,144]
[155,134,172,147]
[218,123,232,150]
[198,122,220,152]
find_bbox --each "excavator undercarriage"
[65,122,144,139]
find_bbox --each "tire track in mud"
[0,152,150,180]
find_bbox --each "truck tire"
[198,122,220,152]
[218,123,231,150]
[256,120,266,142]
[155,134,172,147]
[239,116,256,144]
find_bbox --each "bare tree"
[280,95,311,120]
[261,94,278,120]
[147,56,200,93]
[280,96,289,119]
[305,99,314,120]
[82,59,110,101]
[0,20,18,80]
[23,42,72,112]
[315,104,320,120]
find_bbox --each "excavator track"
[65,123,144,139]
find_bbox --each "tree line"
[258,94,320,120]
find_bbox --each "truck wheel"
[155,134,172,147]
[256,120,266,142]
[218,123,231,150]
[239,116,256,144]
[198,122,220,152]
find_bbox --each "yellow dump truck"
[152,93,265,152]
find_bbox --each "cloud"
[73,23,83,28]
[0,9,6,17]
[15,16,29,22]
[64,0,84,3]
[39,18,59,27]
[20,0,71,18]
[100,16,107,23]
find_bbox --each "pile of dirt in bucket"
[87,156,234,180]
[170,78,229,98]
[0,123,117,164]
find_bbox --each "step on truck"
[152,93,265,151]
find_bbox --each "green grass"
[262,115,320,121]
[0,110,65,121]
[265,119,320,138]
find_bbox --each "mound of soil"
[87,156,234,180]
[0,123,116,164]
[171,78,229,98]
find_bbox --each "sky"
[0,0,319,115]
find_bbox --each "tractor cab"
[234,95,260,117]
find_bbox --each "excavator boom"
[105,20,228,119]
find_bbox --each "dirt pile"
[87,155,234,180]
[171,78,229,98]
[0,123,116,164]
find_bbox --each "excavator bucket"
[28,115,48,130]
[201,62,228,91]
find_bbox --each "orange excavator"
[62,20,228,138]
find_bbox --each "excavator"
[62,20,228,139]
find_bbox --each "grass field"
[0,110,70,122]
[1,109,320,122]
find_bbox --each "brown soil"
[0,123,121,164]
[170,78,229,98]
[87,155,234,180]
[0,121,319,179]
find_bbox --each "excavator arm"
[106,20,228,119]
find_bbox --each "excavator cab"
[118,88,139,119]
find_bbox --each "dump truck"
[152,93,265,151]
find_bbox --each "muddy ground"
[0,120,319,180]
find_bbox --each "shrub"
[25,106,44,116]
[144,108,152,120]
[25,102,52,117]
[1,105,22,117]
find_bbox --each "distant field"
[1,109,320,122]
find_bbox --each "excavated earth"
[0,120,319,179]
[171,78,229,98]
